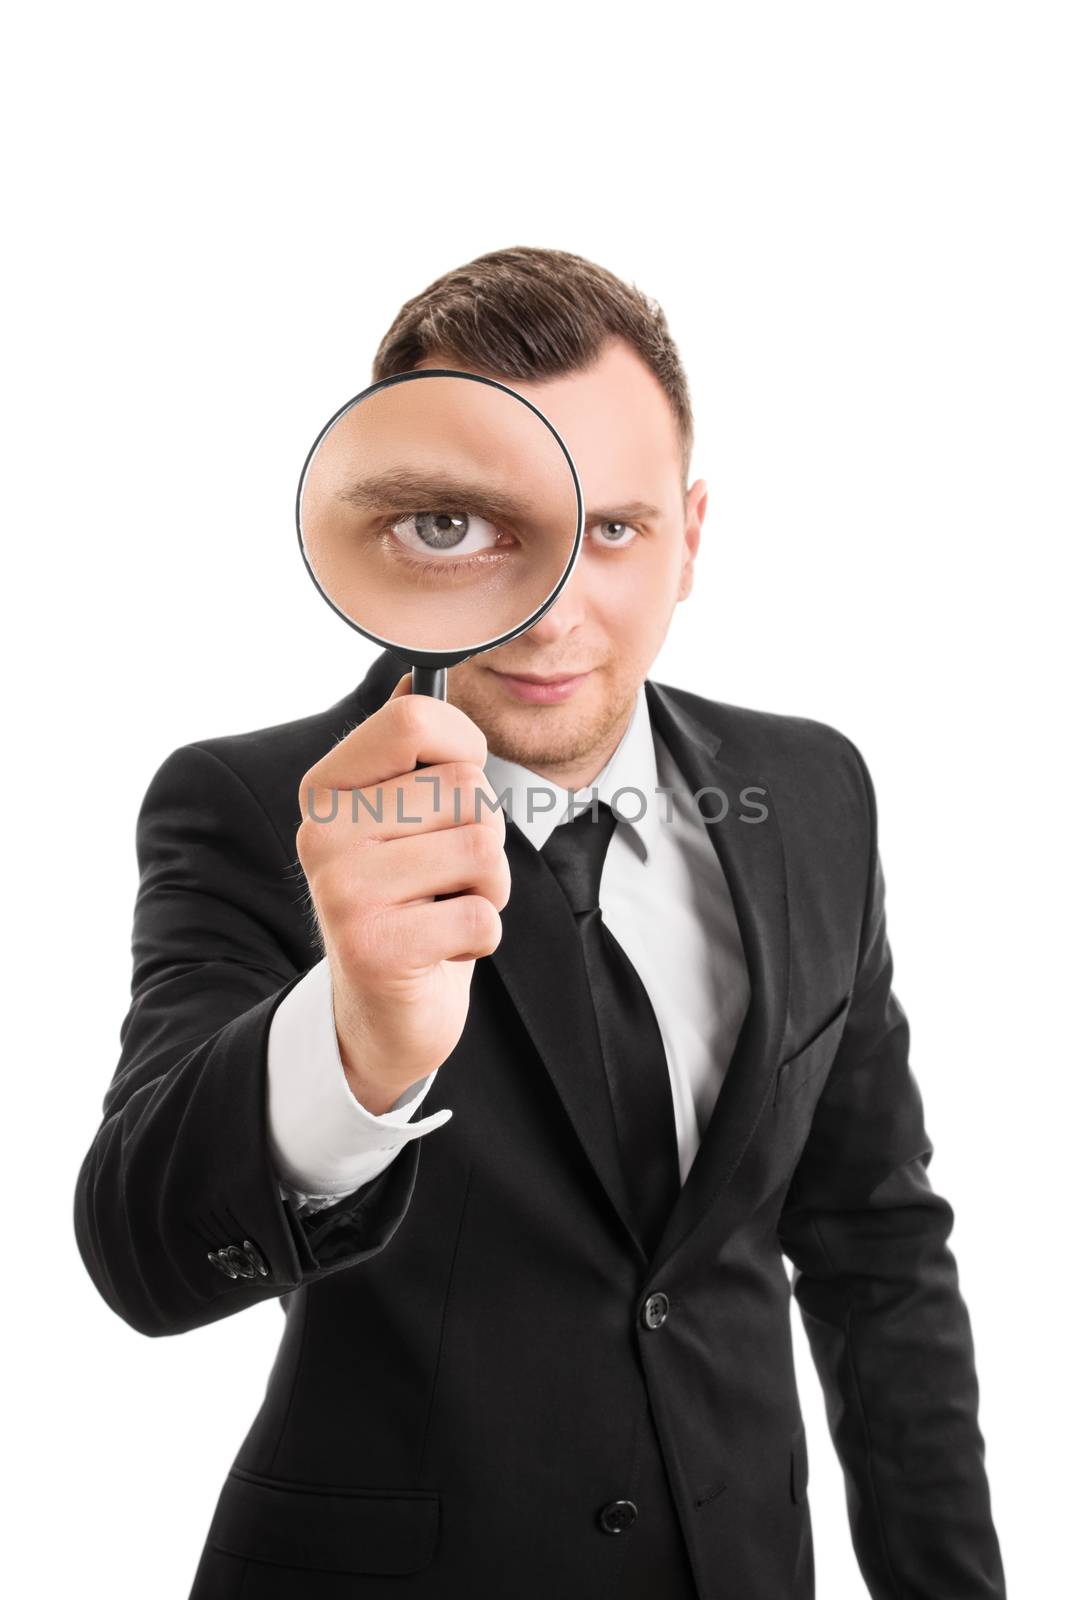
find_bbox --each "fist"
[296,674,510,1113]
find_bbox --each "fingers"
[298,759,507,862]
[340,822,511,912]
[368,894,504,970]
[305,686,489,795]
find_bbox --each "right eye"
[390,511,502,560]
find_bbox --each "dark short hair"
[372,246,694,481]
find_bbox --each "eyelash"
[585,521,639,548]
[369,514,639,581]
[375,513,516,580]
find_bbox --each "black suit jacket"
[74,649,1006,1599]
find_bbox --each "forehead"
[414,338,684,509]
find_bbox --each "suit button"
[641,1291,670,1330]
[208,1241,271,1281]
[225,1246,258,1279]
[239,1239,270,1278]
[598,1499,638,1535]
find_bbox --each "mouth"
[487,667,593,705]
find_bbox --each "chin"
[454,668,630,771]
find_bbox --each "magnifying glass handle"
[410,665,447,776]
[411,666,448,701]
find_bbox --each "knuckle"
[457,711,489,766]
[459,759,490,789]
[462,820,501,865]
[300,780,341,826]
[295,816,321,867]
[462,894,500,948]
[393,692,433,745]
[337,911,383,977]
[439,758,471,787]
[444,760,491,805]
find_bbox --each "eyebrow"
[337,469,662,530]
[584,500,663,524]
[337,469,541,525]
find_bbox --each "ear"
[677,479,708,602]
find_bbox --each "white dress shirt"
[266,687,750,1212]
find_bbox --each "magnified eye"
[390,511,501,559]
[588,520,638,549]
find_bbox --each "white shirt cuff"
[266,957,452,1208]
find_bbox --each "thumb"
[388,669,413,699]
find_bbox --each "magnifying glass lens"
[298,372,582,660]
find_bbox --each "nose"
[523,548,588,643]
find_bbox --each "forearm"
[780,1152,1003,1598]
[777,736,1005,1597]
[74,972,423,1336]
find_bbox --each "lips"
[500,672,587,684]
[489,668,592,705]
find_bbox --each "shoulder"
[652,677,870,783]
[193,687,365,784]
[171,649,406,808]
[138,684,367,848]
[648,676,877,850]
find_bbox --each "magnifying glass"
[296,369,584,700]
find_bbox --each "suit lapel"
[643,679,791,1275]
[490,677,792,1272]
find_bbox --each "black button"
[240,1239,270,1278]
[225,1245,257,1279]
[641,1291,670,1330]
[208,1241,271,1281]
[598,1499,638,1535]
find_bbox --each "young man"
[75,247,1006,1599]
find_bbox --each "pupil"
[604,522,626,540]
[414,511,469,549]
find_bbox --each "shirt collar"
[483,686,661,860]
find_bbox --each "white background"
[4,3,1063,1594]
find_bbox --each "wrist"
[335,1023,424,1115]
[339,1050,412,1116]
[329,968,428,1114]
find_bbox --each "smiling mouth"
[489,665,598,684]
[492,670,590,684]
[487,666,593,704]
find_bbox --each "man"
[74,247,1006,1598]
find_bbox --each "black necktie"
[540,803,680,1255]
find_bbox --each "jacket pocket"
[774,993,851,1105]
[790,1424,809,1504]
[208,1467,440,1576]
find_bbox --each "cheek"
[595,547,679,652]
[629,541,683,621]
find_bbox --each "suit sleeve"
[776,741,1006,1599]
[73,742,424,1337]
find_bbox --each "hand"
[295,674,510,1113]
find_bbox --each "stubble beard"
[448,666,640,778]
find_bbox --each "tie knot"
[540,803,619,915]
